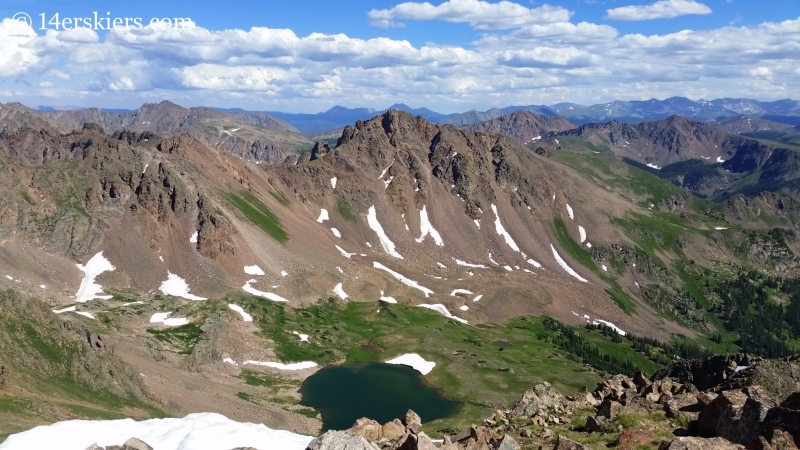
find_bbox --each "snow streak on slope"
[417,304,468,324]
[450,289,473,296]
[566,204,574,220]
[331,177,337,189]
[331,228,341,238]
[579,226,587,243]
[160,272,207,300]
[453,258,488,269]
[242,280,289,302]
[335,245,354,258]
[373,262,433,297]
[379,290,398,303]
[228,304,253,322]
[75,252,115,302]
[415,205,444,247]
[550,245,588,282]
[367,206,403,259]
[0,413,314,450]
[490,204,520,252]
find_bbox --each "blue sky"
[0,0,799,112]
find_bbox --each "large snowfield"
[0,413,313,450]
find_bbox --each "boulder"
[762,407,800,444]
[715,397,771,446]
[350,418,383,441]
[383,419,407,441]
[121,438,153,450]
[584,416,600,433]
[696,390,748,437]
[553,435,590,450]
[597,399,623,420]
[780,393,800,411]
[634,372,651,391]
[306,430,380,450]
[403,410,423,435]
[496,435,521,450]
[657,437,739,450]
[665,395,703,421]
[512,382,567,417]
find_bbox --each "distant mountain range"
[34,97,800,133]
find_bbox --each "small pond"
[299,362,461,431]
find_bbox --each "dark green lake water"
[298,362,461,431]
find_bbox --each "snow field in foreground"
[384,353,436,375]
[75,252,116,302]
[0,413,313,450]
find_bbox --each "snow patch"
[0,412,314,450]
[281,270,288,277]
[160,272,207,301]
[459,305,469,311]
[415,205,444,247]
[585,243,592,248]
[503,265,513,272]
[243,361,318,371]
[566,204,574,220]
[242,280,289,302]
[373,262,433,297]
[473,294,484,302]
[602,264,608,272]
[714,227,728,230]
[149,312,189,327]
[333,282,348,299]
[316,209,329,223]
[436,262,447,269]
[417,304,468,324]
[474,219,480,229]
[190,231,198,243]
[527,259,542,268]
[579,226,587,243]
[383,176,394,189]
[293,331,309,342]
[450,289,474,296]
[228,304,253,322]
[75,252,116,303]
[53,306,77,314]
[336,266,344,274]
[550,244,588,282]
[331,228,341,238]
[223,358,238,366]
[142,163,148,174]
[646,163,660,170]
[330,177,337,189]
[367,206,403,259]
[716,156,726,163]
[379,160,394,179]
[385,353,435,375]
[244,265,265,276]
[379,290,398,303]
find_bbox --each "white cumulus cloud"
[367,0,572,30]
[606,0,712,21]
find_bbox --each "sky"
[0,0,799,113]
